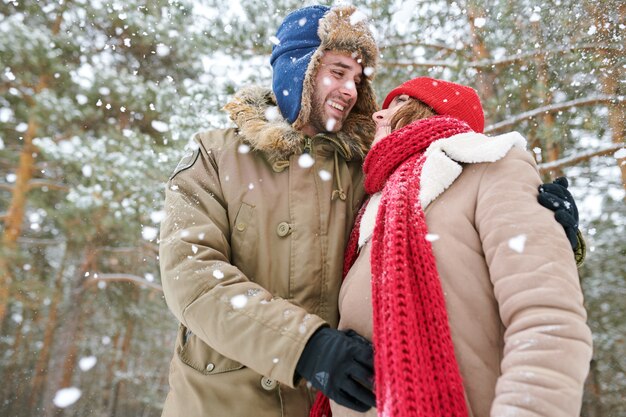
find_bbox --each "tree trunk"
[41,246,95,417]
[101,332,121,415]
[0,1,63,328]
[587,0,626,192]
[28,248,69,411]
[108,287,138,417]
[466,4,498,116]
[534,24,563,178]
[0,312,24,416]
[601,58,625,193]
[582,359,603,417]
[0,58,51,325]
[0,116,39,325]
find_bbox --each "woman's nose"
[372,110,385,122]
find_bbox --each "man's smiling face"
[301,51,363,136]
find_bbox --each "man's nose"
[339,81,357,100]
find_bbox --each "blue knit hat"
[270,5,379,132]
[270,6,329,124]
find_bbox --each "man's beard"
[308,95,345,134]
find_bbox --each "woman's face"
[372,94,410,145]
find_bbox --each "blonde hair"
[389,98,436,131]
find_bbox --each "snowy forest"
[0,0,624,416]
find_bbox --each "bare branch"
[381,43,623,71]
[485,95,620,133]
[85,273,163,292]
[142,241,159,256]
[381,60,458,69]
[472,43,623,69]
[538,143,625,173]
[95,245,158,259]
[26,179,70,192]
[0,183,14,192]
[380,41,457,53]
[17,237,67,246]
[2,179,69,192]
[0,80,16,94]
[97,246,142,254]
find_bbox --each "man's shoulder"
[168,128,241,181]
[193,127,239,150]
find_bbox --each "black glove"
[296,327,375,412]
[538,177,579,250]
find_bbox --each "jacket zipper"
[303,136,312,154]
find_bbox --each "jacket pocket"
[231,202,258,274]
[177,325,244,375]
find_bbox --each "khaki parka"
[159,87,370,417]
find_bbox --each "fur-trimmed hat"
[270,5,379,133]
[382,77,485,133]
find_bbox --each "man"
[160,6,379,417]
[159,5,583,417]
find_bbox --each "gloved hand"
[538,177,579,250]
[296,327,375,412]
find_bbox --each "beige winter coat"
[333,133,593,417]
[158,87,370,417]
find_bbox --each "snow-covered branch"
[485,95,620,133]
[380,41,457,53]
[85,273,163,292]
[472,43,623,69]
[538,143,625,173]
[381,59,458,69]
[381,43,622,71]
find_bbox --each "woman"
[313,77,592,417]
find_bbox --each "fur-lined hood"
[294,5,379,133]
[223,85,374,164]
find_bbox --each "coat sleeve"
[159,132,325,388]
[475,147,593,417]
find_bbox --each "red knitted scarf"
[311,115,472,417]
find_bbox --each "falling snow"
[508,235,527,254]
[298,153,315,168]
[78,356,97,371]
[230,295,248,309]
[142,226,158,241]
[319,170,332,181]
[425,234,440,242]
[1,1,622,414]
[53,387,82,408]
[151,120,170,132]
[474,17,486,28]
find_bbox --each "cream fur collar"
[358,131,527,247]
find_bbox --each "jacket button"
[260,376,278,391]
[236,222,247,232]
[276,222,292,237]
[205,363,215,372]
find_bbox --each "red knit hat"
[382,77,485,133]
